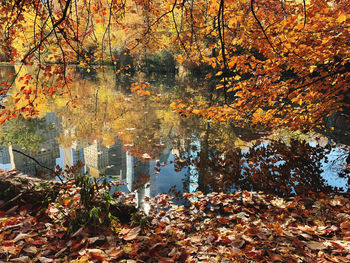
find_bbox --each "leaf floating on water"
[142,153,151,159]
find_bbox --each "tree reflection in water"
[0,65,348,199]
[176,139,349,197]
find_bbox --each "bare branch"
[11,149,64,183]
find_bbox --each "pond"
[0,65,349,207]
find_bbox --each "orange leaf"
[91,253,106,262]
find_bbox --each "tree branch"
[21,0,72,64]
[250,0,281,57]
[11,149,64,183]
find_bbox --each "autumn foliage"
[0,0,348,129]
[1,2,350,262]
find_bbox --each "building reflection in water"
[0,146,10,164]
[62,136,184,209]
[0,111,348,205]
[2,113,60,178]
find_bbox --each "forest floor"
[0,171,350,262]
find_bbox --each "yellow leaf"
[337,14,347,23]
[255,108,264,114]
[310,65,317,73]
[285,42,292,49]
[295,23,304,30]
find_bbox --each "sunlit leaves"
[0,0,348,129]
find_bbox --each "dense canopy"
[0,0,348,129]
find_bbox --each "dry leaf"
[307,241,326,250]
[23,246,38,254]
[123,226,141,240]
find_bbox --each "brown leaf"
[232,239,245,248]
[343,230,350,241]
[156,257,174,263]
[306,241,326,250]
[190,235,202,243]
[6,205,19,214]
[150,242,166,251]
[119,227,131,235]
[87,248,105,254]
[23,246,38,254]
[123,226,141,240]
[340,221,350,230]
[88,236,100,244]
[107,247,123,259]
[267,251,284,262]
[38,257,54,263]
[14,233,30,242]
[55,247,67,257]
[71,226,84,237]
[330,241,346,251]
[168,247,177,257]
[10,256,31,263]
[230,247,241,254]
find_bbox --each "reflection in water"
[0,65,349,207]
[0,113,60,178]
[176,138,349,197]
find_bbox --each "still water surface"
[0,65,349,204]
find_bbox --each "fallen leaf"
[72,226,84,237]
[90,252,106,262]
[340,221,350,230]
[88,236,100,244]
[306,241,326,250]
[267,251,284,262]
[10,256,31,263]
[23,246,38,254]
[6,205,19,214]
[107,247,123,259]
[123,226,141,240]
[38,257,54,263]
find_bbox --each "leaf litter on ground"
[1,178,350,262]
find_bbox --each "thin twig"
[0,193,22,209]
[303,0,307,27]
[11,149,64,183]
[21,0,72,64]
[250,0,281,57]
